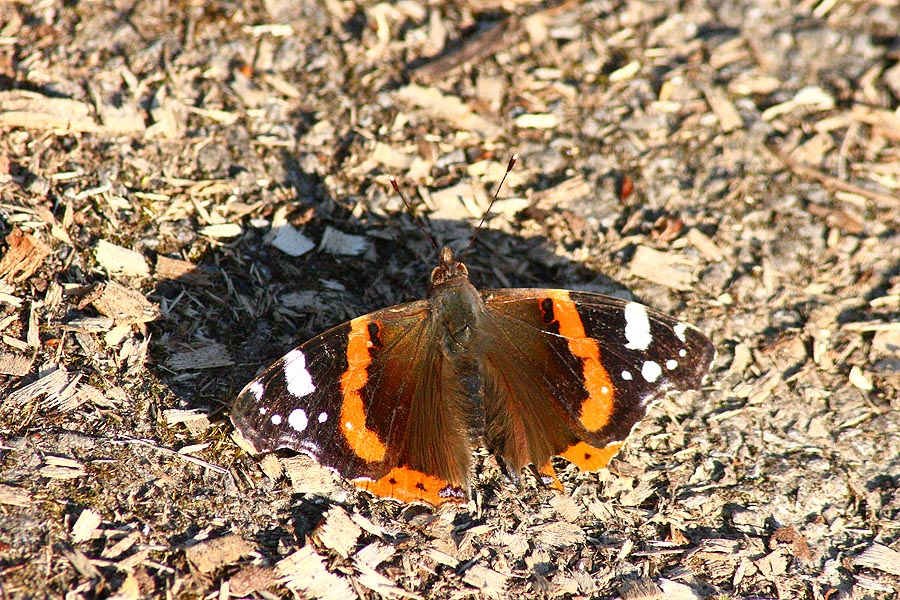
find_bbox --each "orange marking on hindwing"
[558,440,622,472]
[354,466,465,505]
[339,316,387,462]
[544,291,616,432]
[537,462,564,491]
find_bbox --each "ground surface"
[1,1,899,599]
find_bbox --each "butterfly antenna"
[390,176,441,254]
[461,153,517,262]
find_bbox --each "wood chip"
[514,113,559,129]
[0,483,33,507]
[102,531,141,559]
[94,240,150,278]
[314,507,362,559]
[268,224,315,257]
[167,342,234,370]
[40,455,86,479]
[532,522,585,548]
[686,228,725,262]
[0,228,52,283]
[396,84,501,138]
[702,85,743,133]
[275,546,356,600]
[91,281,161,325]
[461,564,507,597]
[185,534,255,574]
[154,256,211,285]
[658,578,703,600]
[0,352,35,376]
[71,508,103,543]
[282,454,348,501]
[854,543,900,576]
[619,577,662,599]
[3,365,69,408]
[319,226,368,256]
[629,245,697,291]
[61,548,101,581]
[199,223,243,238]
[229,565,278,597]
[0,90,101,133]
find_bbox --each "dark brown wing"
[479,288,714,476]
[231,300,473,504]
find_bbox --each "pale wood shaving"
[532,521,586,548]
[629,246,697,291]
[396,84,501,137]
[101,531,141,560]
[71,508,103,544]
[854,543,900,576]
[185,534,255,574]
[282,454,348,501]
[461,563,507,598]
[275,546,356,600]
[3,364,69,408]
[319,226,368,256]
[0,351,35,376]
[167,342,234,370]
[314,506,362,558]
[354,543,395,570]
[0,483,33,507]
[91,281,161,325]
[198,222,243,239]
[94,240,150,278]
[61,547,101,581]
[40,455,86,479]
[0,90,101,133]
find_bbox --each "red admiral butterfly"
[232,156,714,505]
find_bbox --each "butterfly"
[231,156,714,505]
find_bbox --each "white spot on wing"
[258,406,267,415]
[622,370,633,381]
[679,348,687,357]
[249,381,265,401]
[284,349,316,398]
[345,421,354,431]
[666,359,678,370]
[624,302,652,351]
[673,322,688,343]
[318,412,328,423]
[289,408,308,432]
[271,414,282,425]
[641,360,662,382]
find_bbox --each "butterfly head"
[430,246,469,290]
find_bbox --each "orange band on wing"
[537,462,565,491]
[558,440,622,472]
[546,291,616,432]
[339,317,387,463]
[354,466,465,505]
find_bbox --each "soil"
[0,1,898,599]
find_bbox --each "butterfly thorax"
[428,247,486,358]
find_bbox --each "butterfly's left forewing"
[231,299,473,504]
[481,288,714,476]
